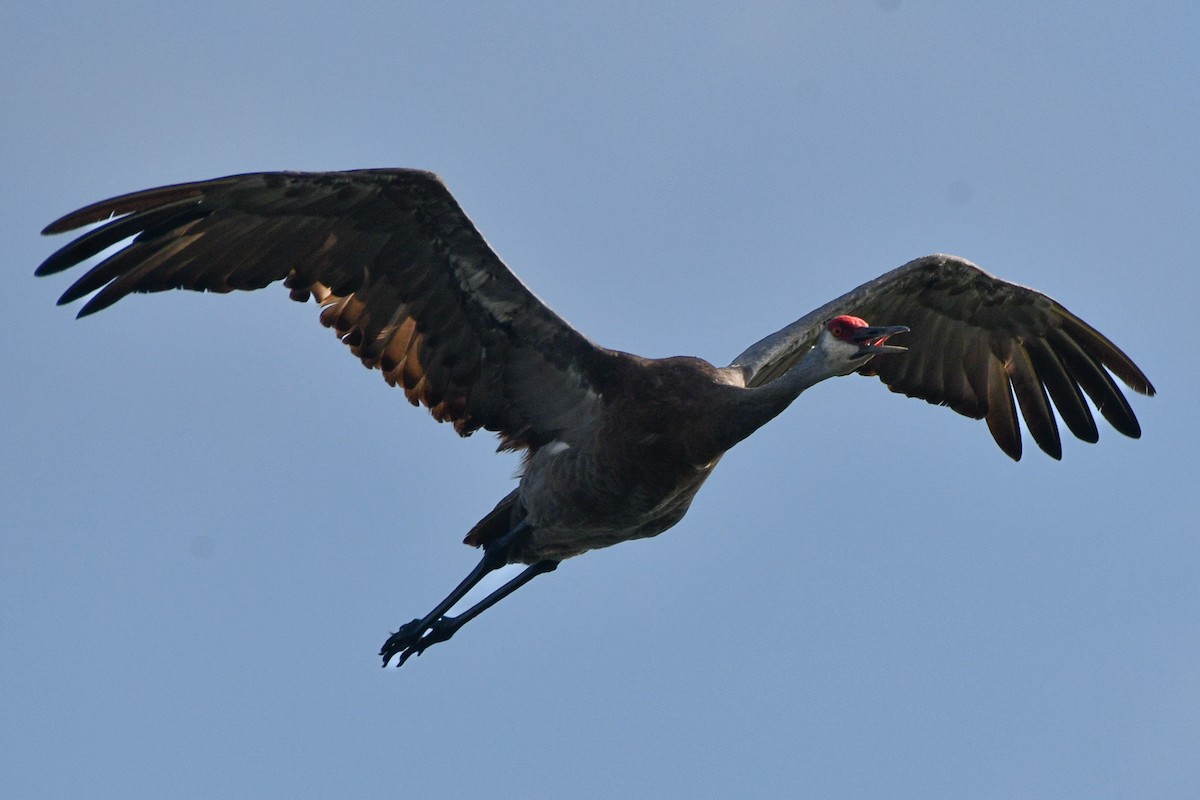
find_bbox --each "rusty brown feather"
[37,168,1155,667]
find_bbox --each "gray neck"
[719,343,855,449]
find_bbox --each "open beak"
[852,324,909,356]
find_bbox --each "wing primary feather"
[985,350,1022,460]
[57,221,204,306]
[76,233,205,317]
[1008,342,1062,459]
[40,177,238,234]
[36,199,206,277]
[1023,338,1098,443]
[1058,312,1156,396]
[1049,328,1142,439]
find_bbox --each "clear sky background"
[3,2,1197,798]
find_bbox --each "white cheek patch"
[544,440,571,456]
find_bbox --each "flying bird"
[36,169,1155,667]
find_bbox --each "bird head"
[821,314,909,371]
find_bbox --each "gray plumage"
[37,168,1156,666]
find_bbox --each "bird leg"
[384,559,560,667]
[380,520,558,667]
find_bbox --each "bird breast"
[506,354,743,562]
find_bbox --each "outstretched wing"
[38,169,610,450]
[729,254,1155,460]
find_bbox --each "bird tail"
[463,489,523,549]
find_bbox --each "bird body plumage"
[37,168,1155,666]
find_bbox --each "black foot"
[380,616,461,668]
[379,618,424,667]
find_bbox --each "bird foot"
[379,618,424,667]
[380,616,460,668]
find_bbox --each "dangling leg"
[380,520,552,667]
[386,559,559,667]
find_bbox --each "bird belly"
[511,446,719,562]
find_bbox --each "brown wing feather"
[849,256,1153,459]
[38,169,609,450]
[733,254,1154,460]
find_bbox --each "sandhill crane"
[37,169,1155,668]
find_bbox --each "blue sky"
[3,2,1197,798]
